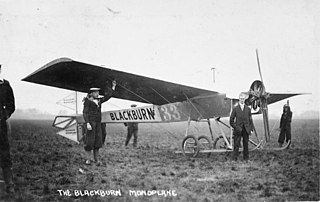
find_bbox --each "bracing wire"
[106,78,212,143]
[150,87,192,119]
[149,87,197,140]
[148,87,201,136]
[107,80,186,143]
[108,79,153,104]
[270,118,280,137]
[183,93,204,120]
[150,87,171,103]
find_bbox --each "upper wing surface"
[267,93,301,105]
[22,58,218,105]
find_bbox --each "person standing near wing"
[0,64,15,194]
[124,104,139,148]
[230,92,253,162]
[83,81,116,165]
[278,103,292,147]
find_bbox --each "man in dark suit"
[0,64,15,193]
[230,93,253,161]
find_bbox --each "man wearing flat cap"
[0,64,15,193]
[83,80,116,165]
[124,104,139,148]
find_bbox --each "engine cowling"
[245,80,268,110]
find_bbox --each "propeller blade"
[256,49,264,84]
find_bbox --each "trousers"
[0,120,12,169]
[278,126,291,144]
[125,129,138,147]
[233,125,249,161]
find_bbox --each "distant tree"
[298,110,319,119]
[11,108,55,120]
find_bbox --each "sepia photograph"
[0,0,319,201]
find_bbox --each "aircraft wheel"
[213,136,231,150]
[198,135,213,157]
[182,135,200,158]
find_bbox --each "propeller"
[247,49,271,142]
[256,49,264,84]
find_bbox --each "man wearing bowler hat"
[0,64,15,193]
[83,80,116,165]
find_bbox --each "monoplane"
[22,51,302,157]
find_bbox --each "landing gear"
[213,135,261,151]
[179,117,262,158]
[197,135,213,157]
[182,135,199,158]
[180,118,216,158]
[181,135,213,158]
[213,136,231,150]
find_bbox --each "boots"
[125,137,130,147]
[3,167,14,194]
[93,149,98,162]
[93,149,101,166]
[133,138,137,148]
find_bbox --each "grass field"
[0,118,319,201]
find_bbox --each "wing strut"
[183,93,204,120]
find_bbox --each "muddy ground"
[0,118,319,201]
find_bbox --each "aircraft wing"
[267,93,301,105]
[22,58,218,105]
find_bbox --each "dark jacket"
[0,80,15,121]
[280,109,292,128]
[83,88,114,123]
[230,104,253,134]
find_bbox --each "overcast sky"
[0,0,319,117]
